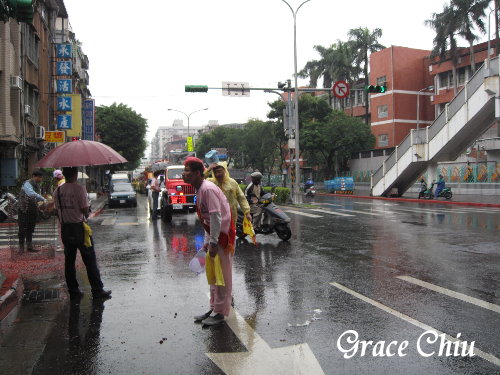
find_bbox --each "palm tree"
[299,41,360,108]
[426,4,460,94]
[452,0,489,73]
[348,27,385,125]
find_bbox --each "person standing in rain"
[245,171,265,231]
[150,170,161,220]
[204,161,252,225]
[183,157,235,326]
[18,170,47,252]
[54,167,112,301]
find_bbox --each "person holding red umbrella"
[54,167,112,301]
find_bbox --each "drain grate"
[23,288,60,302]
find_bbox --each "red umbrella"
[36,140,127,167]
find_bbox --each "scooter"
[305,185,316,197]
[236,192,292,241]
[0,192,18,222]
[423,182,453,200]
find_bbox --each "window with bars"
[377,104,388,118]
[25,26,39,67]
[378,134,389,147]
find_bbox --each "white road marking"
[397,276,500,314]
[284,210,323,218]
[337,209,384,216]
[329,282,500,367]
[206,304,325,374]
[117,222,139,226]
[101,217,117,225]
[308,208,354,217]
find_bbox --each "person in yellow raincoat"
[205,161,252,225]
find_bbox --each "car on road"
[108,183,137,208]
[159,165,196,222]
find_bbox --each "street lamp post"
[167,107,208,148]
[416,85,434,144]
[281,0,311,204]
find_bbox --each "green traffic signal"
[185,85,208,93]
[365,85,387,93]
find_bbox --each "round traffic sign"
[332,80,350,99]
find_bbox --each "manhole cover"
[23,288,60,302]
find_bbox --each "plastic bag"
[189,248,207,274]
[243,216,257,245]
[205,253,225,286]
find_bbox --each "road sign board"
[45,131,65,143]
[332,80,350,99]
[222,81,250,97]
[186,137,193,152]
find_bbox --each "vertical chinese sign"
[55,44,73,141]
[83,99,95,141]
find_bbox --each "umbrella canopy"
[36,140,127,168]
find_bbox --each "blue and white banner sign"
[56,61,72,76]
[57,96,72,111]
[56,44,72,58]
[57,114,72,130]
[56,79,72,94]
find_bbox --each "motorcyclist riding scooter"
[304,178,315,197]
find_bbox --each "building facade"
[0,0,92,187]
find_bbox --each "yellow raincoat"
[205,162,250,224]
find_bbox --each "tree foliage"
[95,103,148,170]
[196,95,374,180]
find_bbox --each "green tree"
[95,103,148,170]
[348,27,385,124]
[195,126,244,166]
[301,110,375,177]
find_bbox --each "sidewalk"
[0,194,108,324]
[319,192,500,208]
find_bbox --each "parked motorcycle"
[423,182,453,200]
[305,185,316,197]
[236,192,292,241]
[0,192,18,222]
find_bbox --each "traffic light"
[185,85,208,93]
[365,85,387,93]
[8,0,35,23]
[71,136,80,141]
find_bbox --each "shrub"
[238,184,290,204]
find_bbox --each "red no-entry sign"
[332,81,350,99]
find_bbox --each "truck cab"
[159,165,196,222]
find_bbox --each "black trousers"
[64,237,104,294]
[18,210,36,244]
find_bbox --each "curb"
[319,193,500,208]
[0,276,24,322]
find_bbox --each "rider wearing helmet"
[245,171,264,231]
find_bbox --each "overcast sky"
[64,0,490,148]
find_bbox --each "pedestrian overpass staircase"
[371,56,500,197]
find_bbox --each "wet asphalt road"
[31,195,499,375]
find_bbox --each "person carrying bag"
[54,167,112,301]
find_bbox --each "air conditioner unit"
[10,76,22,90]
[24,105,32,117]
[35,126,45,140]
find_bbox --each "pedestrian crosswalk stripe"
[308,208,354,217]
[101,217,117,225]
[397,276,500,314]
[330,282,500,367]
[337,208,384,216]
[284,210,323,218]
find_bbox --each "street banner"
[186,137,194,152]
[55,43,72,58]
[56,61,72,76]
[57,115,72,130]
[83,99,95,141]
[57,96,72,111]
[44,131,65,143]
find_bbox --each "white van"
[111,173,130,184]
